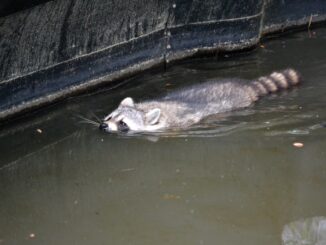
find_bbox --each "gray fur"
[101,69,301,133]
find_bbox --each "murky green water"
[1,28,326,245]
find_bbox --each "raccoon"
[100,69,301,133]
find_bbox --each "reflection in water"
[0,28,326,245]
[282,217,326,245]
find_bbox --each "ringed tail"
[248,68,301,101]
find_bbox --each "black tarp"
[0,0,325,119]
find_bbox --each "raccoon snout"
[99,122,108,130]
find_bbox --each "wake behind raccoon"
[100,69,301,133]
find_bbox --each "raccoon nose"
[99,122,108,130]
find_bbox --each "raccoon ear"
[120,97,135,107]
[145,108,161,125]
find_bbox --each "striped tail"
[249,69,301,100]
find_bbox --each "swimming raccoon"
[100,68,301,133]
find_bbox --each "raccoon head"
[99,97,162,133]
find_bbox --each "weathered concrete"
[0,0,325,120]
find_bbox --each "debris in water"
[293,142,304,148]
[36,129,42,134]
[120,168,135,172]
[29,233,36,239]
[308,14,313,30]
[163,194,181,200]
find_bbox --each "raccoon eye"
[118,120,129,132]
[119,120,127,127]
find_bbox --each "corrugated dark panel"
[0,0,325,120]
[263,0,326,33]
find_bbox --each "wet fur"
[101,69,301,132]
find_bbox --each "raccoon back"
[161,68,301,115]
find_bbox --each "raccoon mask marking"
[99,97,163,133]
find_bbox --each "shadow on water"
[0,28,326,245]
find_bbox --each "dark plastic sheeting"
[263,0,326,33]
[0,0,325,120]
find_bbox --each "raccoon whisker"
[79,120,100,126]
[90,112,102,123]
[75,114,90,121]
[78,118,99,125]
[75,115,100,126]
[82,119,100,126]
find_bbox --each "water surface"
[0,28,326,245]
